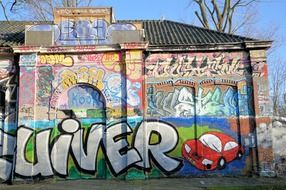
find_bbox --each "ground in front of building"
[1,177,286,190]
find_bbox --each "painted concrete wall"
[145,52,256,177]
[0,46,273,182]
[272,117,286,176]
[248,50,273,174]
[0,11,273,180]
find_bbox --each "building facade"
[0,8,273,182]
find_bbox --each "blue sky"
[0,0,285,62]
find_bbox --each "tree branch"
[0,1,9,21]
[236,0,257,7]
[87,0,93,6]
[195,11,209,29]
[204,0,217,29]
[211,0,223,31]
[190,0,260,34]
[10,0,17,11]
[194,0,210,29]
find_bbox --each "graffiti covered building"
[0,7,273,182]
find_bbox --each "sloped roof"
[0,20,256,47]
[0,21,53,47]
[141,20,256,46]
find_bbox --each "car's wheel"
[237,151,243,160]
[217,157,226,170]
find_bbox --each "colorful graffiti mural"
[145,53,251,77]
[147,81,253,117]
[0,118,183,179]
[104,74,141,107]
[0,115,253,181]
[0,46,272,183]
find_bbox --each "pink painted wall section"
[18,51,144,122]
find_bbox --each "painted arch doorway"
[55,83,107,179]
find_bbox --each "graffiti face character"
[182,132,244,170]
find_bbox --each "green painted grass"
[24,124,221,178]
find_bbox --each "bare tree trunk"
[190,0,257,34]
[269,59,286,117]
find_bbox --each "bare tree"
[188,0,286,117]
[1,0,96,21]
[269,58,286,116]
[189,0,257,34]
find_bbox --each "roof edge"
[147,40,273,52]
[147,42,246,52]
[0,47,13,54]
[12,44,122,53]
[244,40,273,50]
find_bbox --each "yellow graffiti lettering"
[127,50,141,60]
[126,63,142,80]
[102,53,120,62]
[77,67,89,83]
[62,56,73,67]
[61,70,77,90]
[39,54,74,67]
[60,67,105,91]
[89,68,104,90]
[102,53,121,72]
[40,55,46,64]
[102,51,142,80]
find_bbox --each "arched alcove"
[55,83,106,121]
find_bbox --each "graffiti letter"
[15,127,53,177]
[0,130,15,180]
[105,122,141,175]
[71,123,104,173]
[135,121,182,173]
[51,119,79,176]
[0,160,12,181]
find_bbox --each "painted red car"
[182,131,244,170]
